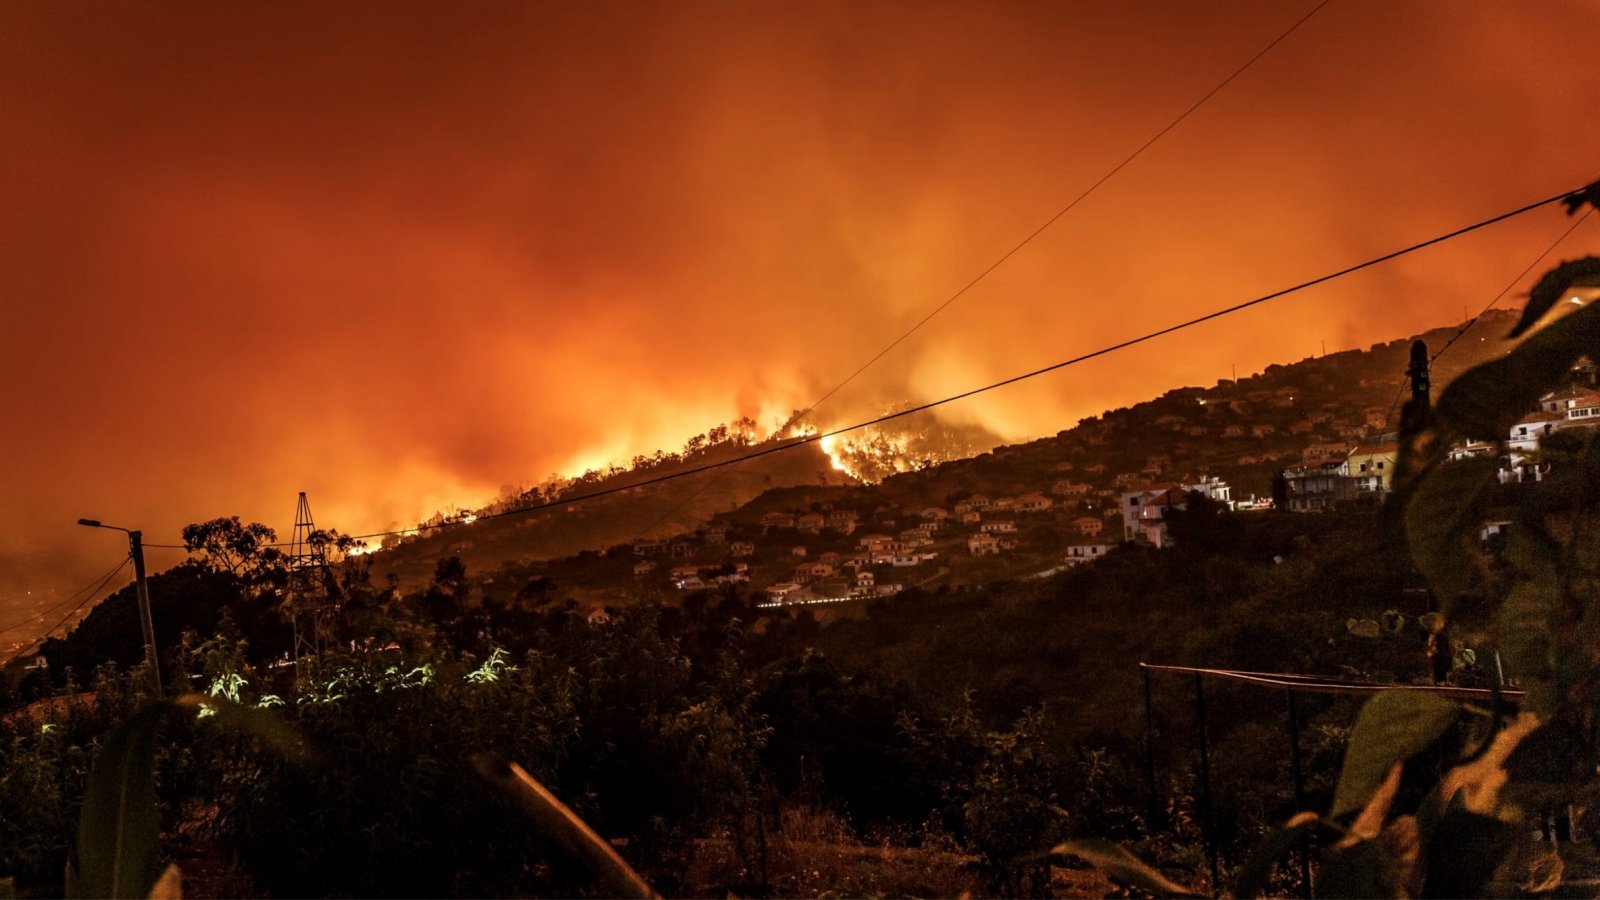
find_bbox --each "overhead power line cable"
[0,555,134,637]
[1,556,132,664]
[1381,206,1596,429]
[1430,208,1596,365]
[331,184,1586,544]
[804,0,1332,414]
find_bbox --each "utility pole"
[1406,340,1431,409]
[77,518,162,696]
[128,530,160,695]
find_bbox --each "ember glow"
[3,2,1600,618]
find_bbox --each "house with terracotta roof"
[1016,493,1054,512]
[1118,484,1179,542]
[897,529,932,548]
[1051,480,1092,498]
[1301,442,1351,465]
[793,561,835,583]
[766,582,801,600]
[826,510,859,531]
[851,570,877,597]
[1540,384,1600,418]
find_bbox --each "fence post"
[1143,664,1159,832]
[1195,672,1220,896]
[1288,688,1313,897]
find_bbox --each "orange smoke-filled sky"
[2,0,1599,615]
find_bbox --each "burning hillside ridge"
[816,406,1003,483]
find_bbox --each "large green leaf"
[1048,838,1199,897]
[1315,838,1387,899]
[1437,299,1600,441]
[71,694,300,900]
[1232,812,1317,899]
[1420,802,1521,898]
[1499,578,1560,714]
[1404,457,1499,608]
[1332,692,1460,818]
[72,705,166,899]
[1519,430,1600,516]
[1510,256,1600,337]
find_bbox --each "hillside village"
[372,309,1598,610]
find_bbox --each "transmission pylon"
[287,491,336,680]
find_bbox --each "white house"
[1063,539,1110,566]
[968,533,1001,556]
[766,582,801,600]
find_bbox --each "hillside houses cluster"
[1282,381,1600,512]
[624,479,1166,604]
[611,317,1561,606]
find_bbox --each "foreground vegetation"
[3,498,1468,897]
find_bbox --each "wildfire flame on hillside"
[816,407,1002,484]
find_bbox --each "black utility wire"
[1,556,131,664]
[1381,207,1596,430]
[805,0,1334,415]
[0,555,134,637]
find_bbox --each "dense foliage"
[2,499,1447,897]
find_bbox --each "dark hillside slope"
[371,440,850,590]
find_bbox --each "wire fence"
[1137,662,1522,898]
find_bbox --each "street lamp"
[77,518,161,695]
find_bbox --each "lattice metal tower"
[287,491,335,673]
